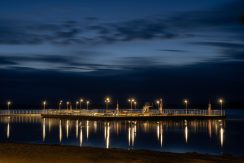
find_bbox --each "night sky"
[0,0,244,108]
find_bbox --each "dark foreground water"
[0,109,243,156]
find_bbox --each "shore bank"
[0,143,242,163]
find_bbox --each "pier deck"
[0,109,225,120]
[41,109,225,120]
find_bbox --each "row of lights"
[44,97,138,110]
[182,99,224,115]
[2,98,224,110]
[43,99,90,110]
[43,97,224,110]
[182,98,224,108]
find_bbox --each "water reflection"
[66,120,69,138]
[94,121,97,133]
[42,118,46,142]
[219,120,224,148]
[86,121,89,140]
[48,119,52,133]
[104,122,110,149]
[220,127,224,147]
[157,122,163,147]
[128,121,136,148]
[184,120,188,143]
[80,125,83,146]
[59,120,62,143]
[0,116,228,155]
[208,120,212,138]
[76,120,79,138]
[7,121,10,139]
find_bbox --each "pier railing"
[0,109,48,115]
[44,109,224,116]
[0,109,225,116]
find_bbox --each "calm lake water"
[0,109,243,156]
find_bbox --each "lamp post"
[184,99,188,114]
[76,101,79,110]
[219,99,223,116]
[43,101,47,110]
[79,99,84,109]
[7,101,11,110]
[86,101,90,110]
[70,102,72,110]
[128,98,135,109]
[59,100,63,110]
[156,100,160,110]
[105,97,111,111]
[134,101,137,109]
[66,101,70,110]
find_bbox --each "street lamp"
[86,101,90,110]
[134,101,137,109]
[79,99,84,109]
[43,101,47,110]
[219,99,223,116]
[66,101,70,110]
[7,101,11,110]
[156,100,160,109]
[76,101,79,110]
[105,97,111,111]
[184,99,188,114]
[59,100,63,110]
[128,98,135,109]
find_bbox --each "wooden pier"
[0,108,226,120]
[41,109,226,120]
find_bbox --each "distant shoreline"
[0,143,243,163]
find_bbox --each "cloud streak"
[0,0,244,72]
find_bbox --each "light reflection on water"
[0,116,242,156]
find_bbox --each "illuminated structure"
[159,98,163,114]
[79,99,84,109]
[59,100,63,110]
[184,99,188,114]
[134,101,137,109]
[116,100,119,114]
[86,101,90,110]
[128,98,135,109]
[7,101,11,110]
[208,100,212,115]
[105,97,111,111]
[76,101,79,110]
[66,101,70,110]
[219,99,223,116]
[43,101,47,110]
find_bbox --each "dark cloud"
[191,41,244,62]
[0,17,179,46]
[192,42,244,49]
[0,57,18,65]
[0,25,43,45]
[0,0,243,47]
[0,52,125,72]
[222,49,244,60]
[241,14,244,24]
[88,25,110,34]
[84,18,180,44]
[111,19,176,41]
[120,57,160,67]
[28,23,61,32]
[0,0,243,46]
[0,55,71,64]
[158,49,188,53]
